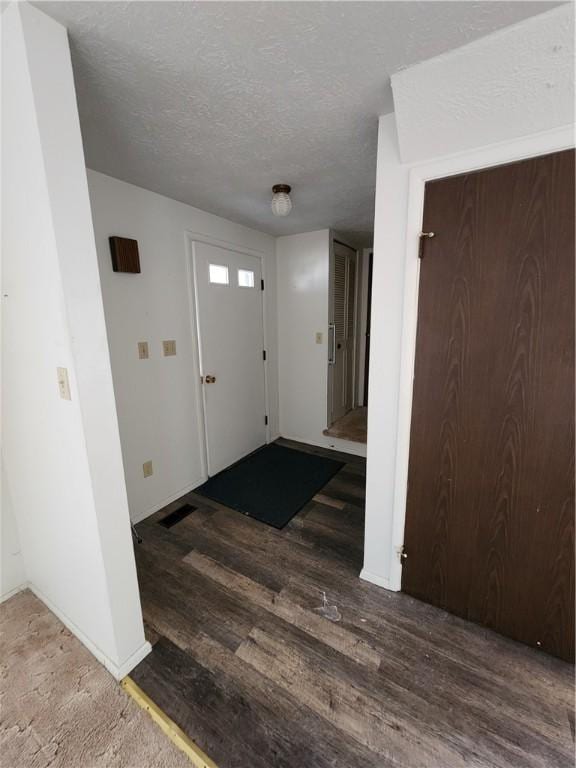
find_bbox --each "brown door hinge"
[418,231,435,259]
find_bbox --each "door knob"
[204,375,216,384]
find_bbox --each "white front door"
[192,241,267,476]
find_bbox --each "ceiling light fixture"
[271,184,292,217]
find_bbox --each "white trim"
[183,230,268,260]
[114,639,154,680]
[387,123,575,592]
[184,234,211,481]
[0,582,27,604]
[26,583,152,680]
[260,248,272,446]
[360,568,392,591]
[130,478,206,524]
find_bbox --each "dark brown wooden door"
[402,149,575,662]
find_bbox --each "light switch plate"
[57,367,71,400]
[163,339,177,356]
[138,341,149,359]
[143,460,153,478]
[315,332,323,344]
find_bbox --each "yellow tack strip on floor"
[121,676,218,768]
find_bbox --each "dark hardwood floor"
[131,439,574,768]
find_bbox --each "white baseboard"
[131,478,207,524]
[114,639,153,680]
[360,568,399,592]
[27,582,152,681]
[0,582,27,604]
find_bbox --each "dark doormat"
[195,443,344,529]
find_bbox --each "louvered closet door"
[330,241,357,424]
[345,254,356,410]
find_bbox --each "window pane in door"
[209,264,229,285]
[238,269,255,288]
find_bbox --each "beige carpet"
[0,590,190,768]
[323,407,367,443]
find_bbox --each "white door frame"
[382,124,575,592]
[184,231,271,478]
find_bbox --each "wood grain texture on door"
[402,149,575,662]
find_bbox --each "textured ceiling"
[34,1,559,240]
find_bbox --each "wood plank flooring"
[323,407,368,443]
[130,438,574,768]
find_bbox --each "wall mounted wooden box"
[109,236,141,273]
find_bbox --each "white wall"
[361,117,410,589]
[1,466,26,601]
[363,4,575,591]
[393,4,574,163]
[1,2,148,678]
[0,114,25,600]
[277,230,366,457]
[88,171,278,523]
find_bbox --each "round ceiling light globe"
[271,184,292,216]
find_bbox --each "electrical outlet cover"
[163,339,177,356]
[56,367,71,400]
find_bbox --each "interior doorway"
[191,240,268,477]
[402,149,575,662]
[326,239,369,444]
